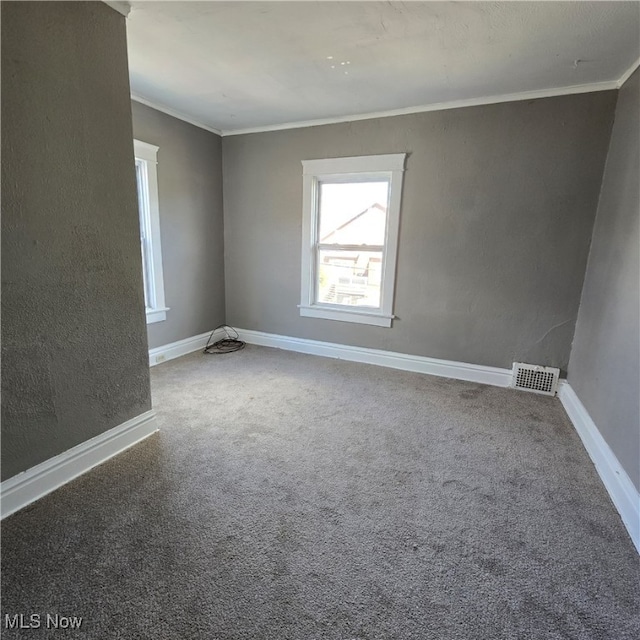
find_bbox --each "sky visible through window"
[318,181,389,240]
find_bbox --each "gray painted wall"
[1,1,151,481]
[222,92,616,373]
[568,70,640,491]
[131,101,225,349]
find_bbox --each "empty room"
[1,1,639,638]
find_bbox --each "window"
[134,139,168,324]
[300,154,406,327]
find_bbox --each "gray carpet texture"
[1,345,639,640]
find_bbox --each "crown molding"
[617,57,640,88]
[130,94,223,136]
[220,80,618,136]
[103,1,130,18]
[132,79,619,139]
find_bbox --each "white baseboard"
[558,381,640,554]
[237,328,513,387]
[0,410,158,519]
[149,330,219,366]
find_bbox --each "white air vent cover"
[512,363,560,396]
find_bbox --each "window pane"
[135,162,153,310]
[140,239,152,309]
[135,162,146,238]
[318,181,389,245]
[317,249,383,308]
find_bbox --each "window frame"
[134,139,168,324]
[300,153,406,327]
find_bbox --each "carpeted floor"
[1,345,639,639]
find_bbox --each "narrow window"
[134,140,168,324]
[300,154,406,327]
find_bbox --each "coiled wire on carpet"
[203,325,246,355]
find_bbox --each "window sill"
[146,307,170,324]
[299,305,393,327]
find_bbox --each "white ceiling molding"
[618,57,640,88]
[103,1,130,18]
[220,80,618,137]
[131,94,223,136]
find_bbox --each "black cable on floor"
[203,324,246,355]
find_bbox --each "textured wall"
[1,1,152,481]
[131,101,225,349]
[568,70,640,491]
[222,92,616,372]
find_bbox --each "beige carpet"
[2,345,639,639]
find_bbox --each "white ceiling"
[124,1,640,135]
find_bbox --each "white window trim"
[299,153,406,328]
[134,139,169,324]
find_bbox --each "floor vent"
[512,363,560,396]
